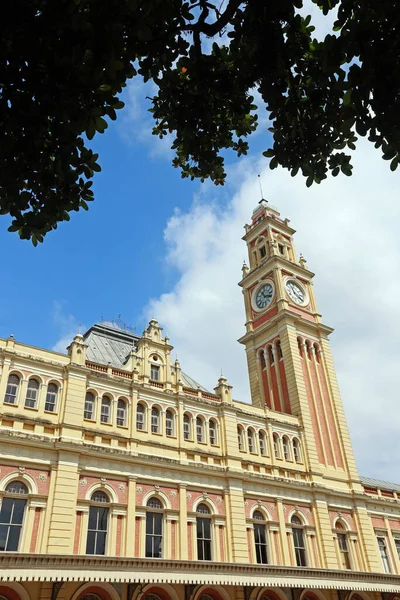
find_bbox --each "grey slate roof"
[360,475,400,493]
[83,322,211,392]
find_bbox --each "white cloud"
[51,302,83,354]
[146,141,400,482]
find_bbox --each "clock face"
[286,280,306,305]
[255,283,274,309]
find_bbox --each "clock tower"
[238,200,360,484]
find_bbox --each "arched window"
[196,503,212,560]
[297,338,304,358]
[305,341,312,361]
[259,350,266,370]
[117,399,127,427]
[146,497,163,558]
[0,481,28,551]
[268,345,274,365]
[291,515,307,566]
[282,436,291,461]
[276,340,283,360]
[335,521,351,569]
[253,510,268,564]
[165,409,174,436]
[183,413,191,440]
[237,425,244,451]
[86,490,109,555]
[136,403,145,430]
[100,396,112,424]
[4,374,20,405]
[45,383,58,412]
[259,431,267,456]
[247,428,256,453]
[151,406,160,433]
[209,420,218,446]
[196,416,205,443]
[314,343,320,363]
[293,438,302,463]
[25,379,39,409]
[84,392,95,420]
[273,433,281,458]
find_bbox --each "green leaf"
[98,84,111,92]
[390,157,398,171]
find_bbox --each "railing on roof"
[183,387,220,402]
[86,361,107,373]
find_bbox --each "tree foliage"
[1,0,399,242]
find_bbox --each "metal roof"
[360,475,400,493]
[83,322,210,392]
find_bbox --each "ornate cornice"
[0,554,399,592]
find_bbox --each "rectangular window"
[45,385,58,412]
[166,413,173,436]
[377,537,391,573]
[278,243,285,255]
[259,246,267,258]
[150,365,160,381]
[86,506,108,555]
[209,427,216,446]
[197,517,212,560]
[254,524,268,564]
[100,400,111,424]
[293,527,307,566]
[84,401,94,420]
[0,498,26,551]
[395,538,400,562]
[4,379,19,405]
[146,512,162,558]
[183,419,190,440]
[338,533,351,569]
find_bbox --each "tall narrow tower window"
[377,537,391,573]
[86,491,109,555]
[146,497,163,558]
[100,396,111,424]
[268,346,274,365]
[259,246,267,259]
[196,503,212,560]
[291,515,307,566]
[276,341,283,360]
[253,510,268,564]
[259,350,266,370]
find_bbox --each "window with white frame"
[165,409,174,436]
[150,365,160,381]
[0,481,28,552]
[183,413,191,440]
[151,406,160,433]
[146,497,163,558]
[45,383,58,412]
[282,436,291,461]
[293,437,301,463]
[136,403,145,430]
[377,536,391,573]
[100,396,111,424]
[209,420,218,445]
[196,503,212,560]
[253,510,268,564]
[238,426,244,451]
[248,429,255,453]
[291,515,307,566]
[25,379,39,409]
[259,431,267,455]
[86,490,109,555]
[273,433,281,458]
[335,521,351,569]
[196,416,205,443]
[4,374,20,405]
[84,392,95,420]
[117,399,127,426]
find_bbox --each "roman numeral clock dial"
[252,282,275,311]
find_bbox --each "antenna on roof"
[258,174,266,203]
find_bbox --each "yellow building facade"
[0,201,399,600]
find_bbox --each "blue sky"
[1,5,400,481]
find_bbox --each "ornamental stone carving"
[118,483,126,492]
[18,466,25,474]
[80,478,87,487]
[170,490,177,498]
[137,486,142,493]
[186,492,192,500]
[38,473,47,481]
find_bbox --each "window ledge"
[24,405,39,411]
[44,410,57,415]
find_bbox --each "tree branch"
[182,0,243,37]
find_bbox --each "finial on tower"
[258,174,267,203]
